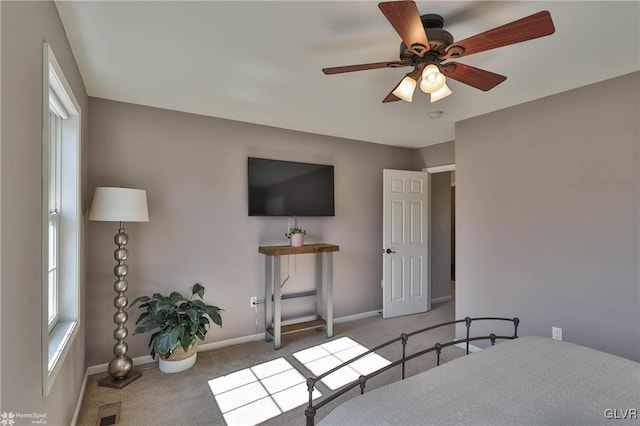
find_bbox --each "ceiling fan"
[322,1,555,103]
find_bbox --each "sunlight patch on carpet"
[293,337,391,390]
[208,357,322,425]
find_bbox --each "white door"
[382,169,430,318]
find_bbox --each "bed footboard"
[304,316,519,425]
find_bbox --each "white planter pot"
[291,233,304,247]
[159,344,197,373]
[159,352,197,373]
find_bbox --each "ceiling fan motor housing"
[399,14,454,62]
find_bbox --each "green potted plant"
[129,283,223,373]
[286,227,306,247]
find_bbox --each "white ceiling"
[55,1,640,149]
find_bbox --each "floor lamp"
[89,187,149,389]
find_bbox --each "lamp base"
[98,370,142,389]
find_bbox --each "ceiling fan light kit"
[430,82,452,103]
[322,1,555,105]
[420,64,446,94]
[392,75,418,102]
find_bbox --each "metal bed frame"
[304,316,520,425]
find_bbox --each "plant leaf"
[192,283,205,299]
[184,307,198,326]
[169,291,186,305]
[130,295,150,306]
[152,300,172,313]
[135,311,150,325]
[209,310,222,327]
[157,327,181,356]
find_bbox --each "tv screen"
[248,157,335,216]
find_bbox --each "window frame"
[41,43,82,396]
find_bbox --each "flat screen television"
[248,157,335,216]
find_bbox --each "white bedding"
[319,336,640,425]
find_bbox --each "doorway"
[425,165,455,304]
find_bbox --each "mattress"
[319,336,640,425]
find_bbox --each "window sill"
[45,320,78,395]
[48,320,77,371]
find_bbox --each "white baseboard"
[432,295,452,304]
[334,309,380,324]
[85,353,155,377]
[70,370,89,426]
[198,332,266,352]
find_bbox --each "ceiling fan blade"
[383,92,402,103]
[379,1,430,56]
[445,11,555,58]
[382,78,403,103]
[441,62,506,91]
[323,61,408,75]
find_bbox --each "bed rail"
[304,316,519,425]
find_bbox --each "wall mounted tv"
[248,157,335,216]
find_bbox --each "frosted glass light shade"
[89,187,149,222]
[420,64,446,94]
[392,76,417,102]
[430,82,453,103]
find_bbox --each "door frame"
[424,163,455,305]
[424,164,455,174]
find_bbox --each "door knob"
[385,248,396,254]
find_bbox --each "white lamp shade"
[430,82,453,103]
[420,64,446,94]
[392,76,417,102]
[89,187,149,222]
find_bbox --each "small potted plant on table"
[129,283,223,373]
[286,227,306,247]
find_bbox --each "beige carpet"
[77,300,462,425]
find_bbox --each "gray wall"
[86,98,414,365]
[414,140,455,169]
[430,172,452,300]
[456,72,640,361]
[1,1,88,423]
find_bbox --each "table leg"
[274,256,282,349]
[315,253,323,320]
[326,252,333,338]
[264,255,272,342]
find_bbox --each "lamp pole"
[89,187,149,389]
[98,222,142,388]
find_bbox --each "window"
[48,107,62,331]
[42,43,81,396]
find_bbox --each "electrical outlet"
[250,296,257,307]
[552,326,563,341]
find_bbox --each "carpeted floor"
[77,300,462,425]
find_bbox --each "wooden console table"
[258,243,339,349]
